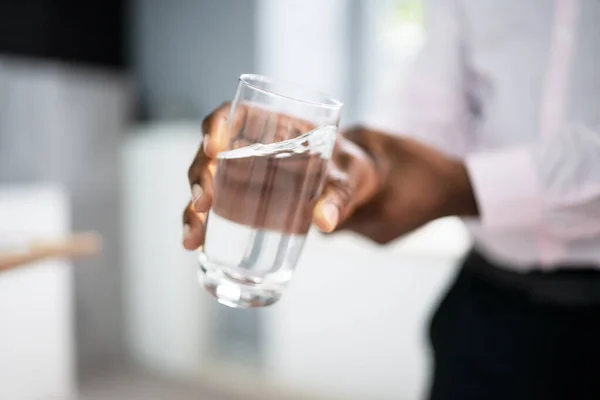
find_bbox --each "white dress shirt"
[367,0,600,270]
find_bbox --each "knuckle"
[188,154,208,184]
[373,234,392,245]
[327,165,347,183]
[373,228,397,245]
[327,178,353,207]
[201,115,212,133]
[202,102,231,133]
[187,164,198,184]
[333,145,353,171]
[182,204,192,224]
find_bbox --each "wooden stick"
[0,232,103,273]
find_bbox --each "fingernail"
[182,224,191,243]
[207,162,217,176]
[192,184,205,212]
[321,203,339,231]
[192,184,203,203]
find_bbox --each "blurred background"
[0,0,471,399]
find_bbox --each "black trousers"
[428,251,600,400]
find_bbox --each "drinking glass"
[198,74,342,308]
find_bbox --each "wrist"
[440,159,479,217]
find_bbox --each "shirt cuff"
[465,146,542,230]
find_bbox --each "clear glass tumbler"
[198,74,342,308]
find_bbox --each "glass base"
[198,254,283,308]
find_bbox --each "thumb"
[313,185,352,233]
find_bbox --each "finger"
[335,137,380,207]
[189,159,217,213]
[313,138,380,233]
[274,115,316,142]
[235,106,316,144]
[313,201,339,233]
[202,102,232,158]
[182,202,207,250]
[313,178,352,233]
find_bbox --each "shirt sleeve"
[363,0,474,159]
[466,124,600,240]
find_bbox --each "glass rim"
[238,74,343,110]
